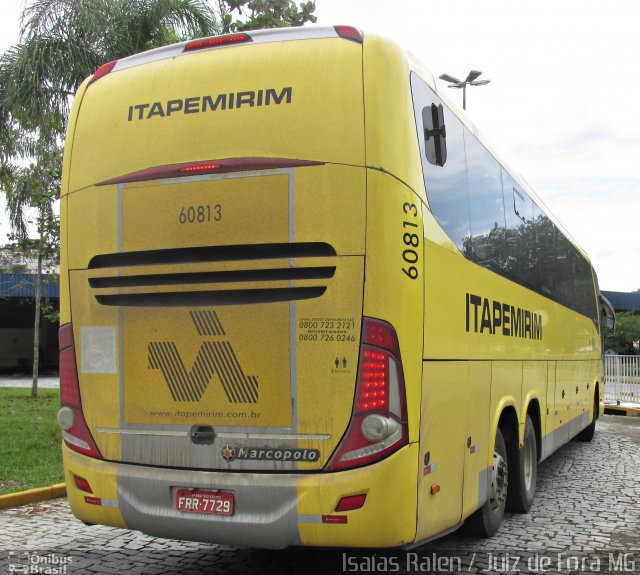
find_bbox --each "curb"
[0,484,67,510]
[604,403,640,417]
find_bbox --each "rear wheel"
[463,427,508,537]
[507,415,537,512]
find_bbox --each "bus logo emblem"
[221,445,236,462]
[148,311,259,403]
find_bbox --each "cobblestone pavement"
[1,415,639,575]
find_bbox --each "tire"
[463,427,508,537]
[575,390,598,442]
[506,415,537,513]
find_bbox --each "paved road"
[1,415,639,575]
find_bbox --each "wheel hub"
[489,449,508,511]
[524,435,535,491]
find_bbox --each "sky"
[1,0,638,292]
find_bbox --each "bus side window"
[513,187,533,223]
[532,203,556,298]
[423,104,447,167]
[411,72,470,252]
[464,129,505,272]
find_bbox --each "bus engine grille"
[87,242,336,307]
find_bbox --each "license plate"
[176,489,234,516]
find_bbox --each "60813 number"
[179,204,222,224]
[401,202,420,279]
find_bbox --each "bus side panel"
[522,360,548,445]
[423,231,601,470]
[360,170,423,544]
[575,360,596,434]
[490,360,522,447]
[416,361,466,540]
[542,361,562,459]
[594,359,605,418]
[543,359,596,458]
[553,362,573,447]
[461,362,491,520]
[362,169,424,445]
[559,360,591,439]
[363,35,426,202]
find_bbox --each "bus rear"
[59,27,420,548]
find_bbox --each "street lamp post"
[438,70,490,110]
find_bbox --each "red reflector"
[334,25,363,43]
[74,475,93,494]
[58,323,74,351]
[335,494,367,512]
[185,34,251,51]
[59,347,80,406]
[179,163,221,173]
[322,515,348,524]
[84,496,102,506]
[90,60,117,84]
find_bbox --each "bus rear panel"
[60,26,420,549]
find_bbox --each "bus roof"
[93,26,364,82]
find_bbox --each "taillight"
[334,25,363,43]
[96,158,324,186]
[90,60,117,84]
[325,318,408,471]
[178,163,222,173]
[58,324,102,459]
[184,33,252,52]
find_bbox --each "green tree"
[0,0,217,396]
[1,0,316,395]
[1,0,218,129]
[605,312,640,355]
[2,132,61,397]
[216,0,316,33]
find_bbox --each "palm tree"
[1,0,316,395]
[2,0,218,129]
[0,0,218,396]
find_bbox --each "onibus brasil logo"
[148,311,258,403]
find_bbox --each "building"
[601,290,640,314]
[0,273,59,372]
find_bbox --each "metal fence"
[604,355,640,405]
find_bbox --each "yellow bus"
[58,25,604,549]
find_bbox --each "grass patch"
[0,388,63,495]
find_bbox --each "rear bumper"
[63,442,419,549]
